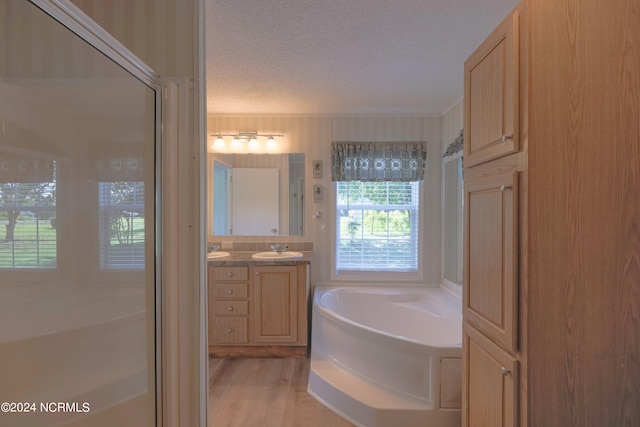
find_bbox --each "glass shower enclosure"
[0,1,161,426]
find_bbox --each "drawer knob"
[500,184,512,192]
[228,306,234,312]
[501,367,510,376]
[227,289,233,294]
[227,272,233,277]
[227,328,233,333]
[501,134,513,142]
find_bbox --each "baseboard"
[208,345,308,358]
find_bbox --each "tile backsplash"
[208,241,313,252]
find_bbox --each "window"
[0,160,56,269]
[336,181,420,272]
[98,181,145,269]
[331,141,426,277]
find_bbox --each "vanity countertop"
[207,251,312,266]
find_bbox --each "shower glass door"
[0,1,160,426]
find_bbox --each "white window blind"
[336,181,420,272]
[0,181,57,269]
[98,181,145,270]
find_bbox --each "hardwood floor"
[208,357,355,427]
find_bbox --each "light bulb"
[212,136,225,151]
[248,138,260,150]
[230,137,242,150]
[266,136,277,150]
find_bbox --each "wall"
[70,0,195,79]
[208,115,442,285]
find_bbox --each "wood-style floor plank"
[208,357,355,427]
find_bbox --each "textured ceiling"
[205,0,519,116]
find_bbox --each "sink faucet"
[270,244,288,253]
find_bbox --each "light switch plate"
[313,185,323,202]
[312,160,322,178]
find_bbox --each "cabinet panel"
[463,323,518,427]
[441,357,462,409]
[253,266,298,343]
[464,171,518,351]
[464,8,519,166]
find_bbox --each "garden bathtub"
[308,286,462,427]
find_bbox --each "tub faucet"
[270,244,288,253]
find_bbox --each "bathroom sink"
[207,251,230,259]
[251,251,304,260]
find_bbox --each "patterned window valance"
[331,141,427,182]
[442,129,463,161]
[0,157,54,183]
[93,143,145,182]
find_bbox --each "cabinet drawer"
[213,300,249,316]
[212,318,248,343]
[212,283,248,299]
[212,266,248,281]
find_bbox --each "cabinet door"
[464,171,518,351]
[464,8,520,167]
[253,266,298,343]
[463,323,518,427]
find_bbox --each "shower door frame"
[28,0,166,425]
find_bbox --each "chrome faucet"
[270,244,288,253]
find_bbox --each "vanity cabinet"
[208,262,308,353]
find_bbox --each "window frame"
[330,180,424,282]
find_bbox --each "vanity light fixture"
[210,132,284,152]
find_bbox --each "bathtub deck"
[209,357,355,427]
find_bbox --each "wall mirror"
[208,153,305,236]
[443,156,463,284]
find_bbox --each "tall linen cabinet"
[462,1,640,426]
